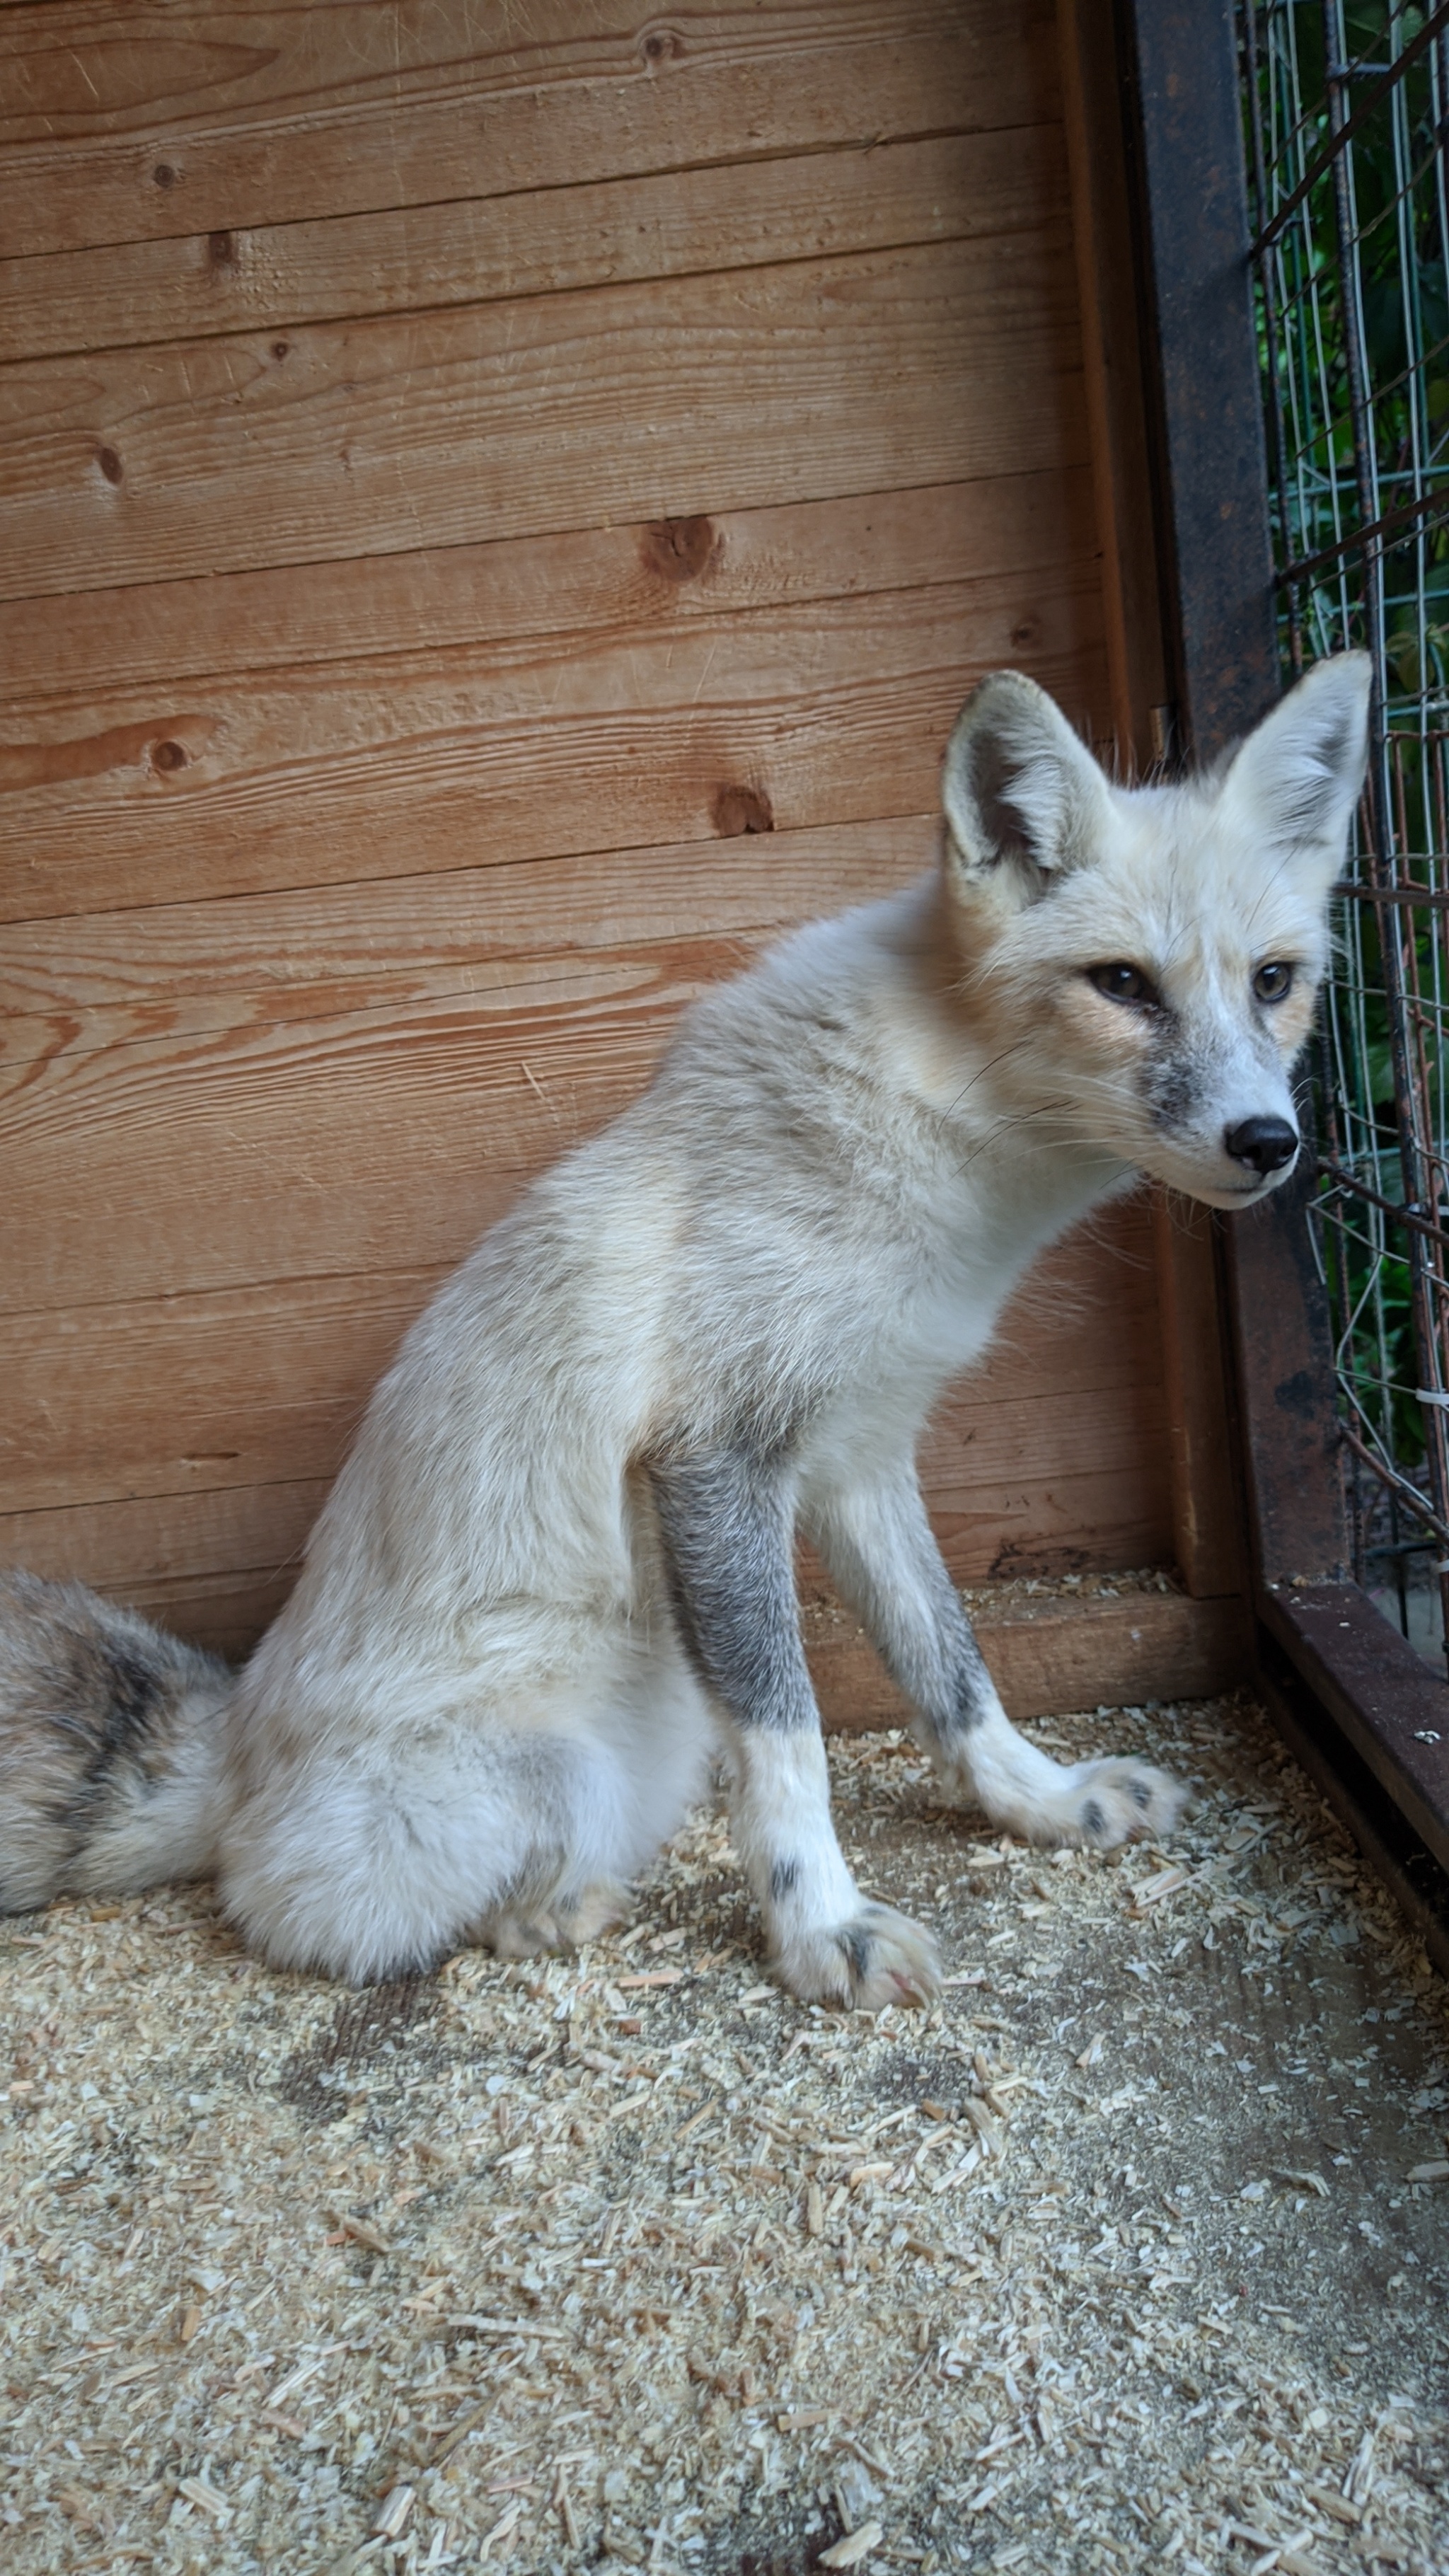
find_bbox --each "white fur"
[45,661,1371,2003]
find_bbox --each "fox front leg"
[807,1465,1186,1849]
[650,1441,940,2009]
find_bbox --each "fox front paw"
[1068,1757,1186,1849]
[928,1724,1186,1852]
[773,1902,941,2011]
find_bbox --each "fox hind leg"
[219,1723,637,1984]
[475,1880,628,1958]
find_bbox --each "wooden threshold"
[805,1587,1252,1731]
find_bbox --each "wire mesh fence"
[1240,0,1449,1656]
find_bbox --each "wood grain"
[0,1202,1171,1658]
[0,1,1193,1678]
[0,563,1107,923]
[0,237,1085,601]
[1152,1194,1247,1601]
[0,1201,1163,1513]
[0,816,933,1063]
[0,470,1095,706]
[1,129,1061,363]
[1056,0,1170,770]
[0,1482,328,1644]
[0,1431,1174,1671]
[0,2,1056,258]
[6,870,1163,1314]
[807,1590,1252,1728]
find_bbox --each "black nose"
[1224,1114,1298,1176]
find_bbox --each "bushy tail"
[0,1568,233,1912]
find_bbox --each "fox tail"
[0,1568,232,1912]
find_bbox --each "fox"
[0,655,1370,2007]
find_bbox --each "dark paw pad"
[1081,1797,1107,1841]
[1130,1777,1155,1811]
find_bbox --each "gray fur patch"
[769,1856,801,1901]
[941,1631,1000,1739]
[650,1432,816,1732]
[1144,1045,1201,1133]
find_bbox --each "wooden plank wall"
[0,0,1177,1663]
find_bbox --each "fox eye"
[1087,961,1158,1007]
[1253,960,1294,1004]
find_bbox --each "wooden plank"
[0,952,695,1314]
[1225,1157,1348,1590]
[0,1573,1230,1699]
[0,1272,446,1515]
[0,1405,1165,1653]
[0,1203,1164,1514]
[0,470,1096,706]
[1058,0,1247,1607]
[1262,1586,1449,1876]
[1150,1194,1246,1600]
[0,565,1107,923]
[0,129,1062,363]
[923,1447,1170,1582]
[0,1515,1238,1711]
[0,1362,1165,1560]
[807,1590,1252,1728]
[0,817,934,1065]
[1056,0,1170,770]
[0,880,1126,1315]
[0,1482,329,1622]
[0,3,1058,259]
[0,236,1086,602]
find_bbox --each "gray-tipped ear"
[1220,651,1370,860]
[942,671,1112,889]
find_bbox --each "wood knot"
[208,230,236,267]
[151,740,187,774]
[1010,616,1040,650]
[272,340,290,361]
[152,162,178,189]
[640,516,715,583]
[96,446,123,485]
[711,784,774,837]
[637,22,685,68]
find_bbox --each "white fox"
[0,657,1370,2006]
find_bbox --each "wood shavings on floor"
[3,1691,1448,2574]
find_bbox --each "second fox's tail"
[0,1568,233,1912]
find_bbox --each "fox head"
[940,654,1372,1211]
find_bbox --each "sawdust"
[2,1691,1447,2574]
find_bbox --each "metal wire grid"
[1240,0,1449,1651]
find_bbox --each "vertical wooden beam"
[1123,0,1281,754]
[1056,0,1170,773]
[1058,0,1247,1606]
[1151,1196,1249,1598]
[1121,0,1349,1592]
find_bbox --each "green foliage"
[1243,0,1449,1522]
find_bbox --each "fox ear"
[942,671,1112,891]
[1220,652,1370,866]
